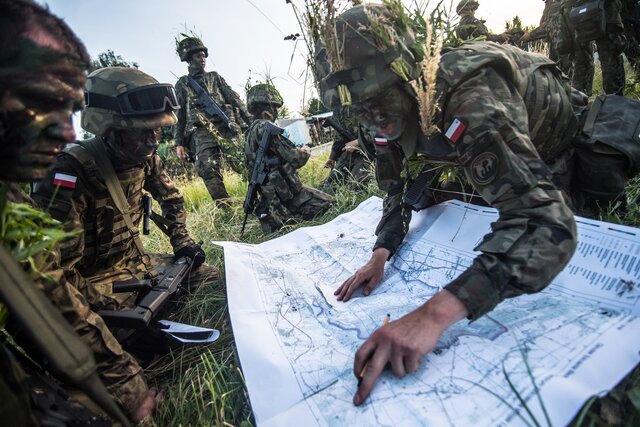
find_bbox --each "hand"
[324,159,336,169]
[131,387,163,424]
[342,139,359,153]
[300,145,311,154]
[175,242,206,269]
[334,248,390,302]
[520,31,531,44]
[175,145,186,161]
[353,290,469,406]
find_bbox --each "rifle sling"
[80,139,148,262]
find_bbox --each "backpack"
[572,95,640,204]
[567,0,607,42]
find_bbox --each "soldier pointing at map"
[313,3,639,405]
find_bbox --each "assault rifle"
[322,116,357,142]
[241,122,284,235]
[98,257,191,330]
[187,75,238,135]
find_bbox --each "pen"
[358,313,391,386]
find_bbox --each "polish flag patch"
[445,117,466,143]
[374,136,388,146]
[53,172,77,189]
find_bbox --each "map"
[218,197,640,427]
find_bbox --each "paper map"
[218,197,640,426]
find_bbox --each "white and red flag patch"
[53,172,77,189]
[445,117,466,143]
[374,136,388,146]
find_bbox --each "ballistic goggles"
[84,84,180,116]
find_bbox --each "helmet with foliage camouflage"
[456,0,479,15]
[81,67,178,136]
[176,36,208,62]
[246,83,283,109]
[317,4,422,109]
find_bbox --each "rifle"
[98,257,192,330]
[186,75,238,136]
[241,122,284,235]
[142,193,151,235]
[322,116,357,142]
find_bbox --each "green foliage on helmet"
[246,83,283,109]
[175,36,208,62]
[317,2,424,109]
[456,0,479,15]
[81,67,177,136]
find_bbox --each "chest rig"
[63,139,154,277]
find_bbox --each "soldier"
[520,0,573,77]
[455,0,511,43]
[563,0,626,95]
[316,4,592,405]
[174,36,251,205]
[0,0,156,423]
[244,83,334,233]
[33,67,212,311]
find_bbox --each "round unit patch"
[470,152,499,185]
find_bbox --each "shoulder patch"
[445,117,466,143]
[53,172,77,189]
[470,152,499,185]
[374,136,388,146]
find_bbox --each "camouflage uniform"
[563,0,626,95]
[322,126,371,190]
[365,43,578,318]
[5,183,149,416]
[33,141,196,308]
[174,67,251,201]
[244,119,334,232]
[528,0,573,76]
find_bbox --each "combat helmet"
[82,67,178,136]
[176,36,208,62]
[456,0,479,15]
[247,83,283,109]
[317,4,421,109]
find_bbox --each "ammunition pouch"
[404,165,437,212]
[568,0,607,43]
[572,94,640,205]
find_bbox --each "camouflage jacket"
[3,182,148,416]
[374,42,578,320]
[174,67,251,146]
[32,138,194,287]
[244,119,310,204]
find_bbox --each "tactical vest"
[63,140,149,277]
[437,42,578,161]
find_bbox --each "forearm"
[446,186,576,319]
[373,191,411,257]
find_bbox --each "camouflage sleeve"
[372,143,412,255]
[144,154,194,252]
[32,153,116,310]
[173,77,188,146]
[273,132,310,169]
[442,67,577,320]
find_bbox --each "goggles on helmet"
[84,83,180,116]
